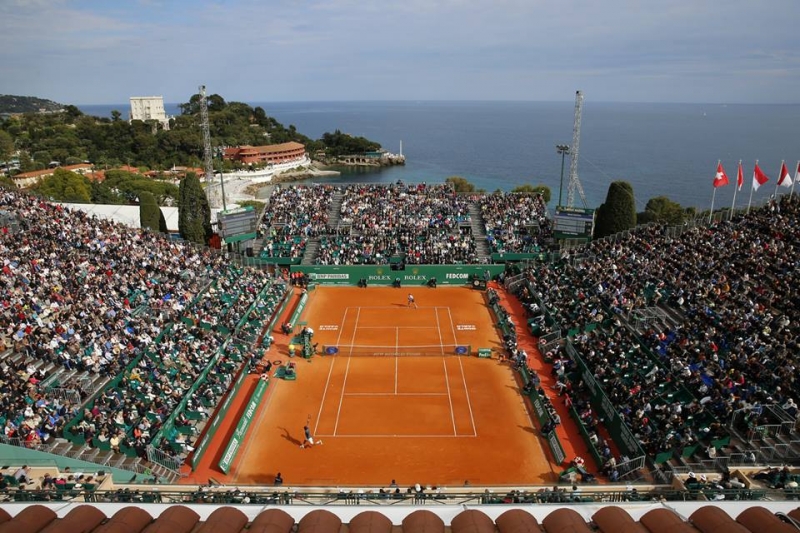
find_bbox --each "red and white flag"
[752,163,769,191]
[796,162,800,184]
[736,161,744,190]
[778,161,793,188]
[713,162,729,188]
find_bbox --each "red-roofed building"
[11,163,94,189]
[223,142,305,165]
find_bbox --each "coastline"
[233,161,342,201]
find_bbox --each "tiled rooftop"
[0,504,798,533]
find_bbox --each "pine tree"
[138,191,161,232]
[594,181,636,239]
[178,173,212,244]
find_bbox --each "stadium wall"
[0,443,146,484]
[290,265,505,286]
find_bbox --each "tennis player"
[300,425,322,448]
[407,293,417,308]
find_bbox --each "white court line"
[348,307,361,356]
[315,434,478,438]
[332,356,351,437]
[443,358,457,436]
[313,357,336,436]
[334,307,349,346]
[458,356,478,437]
[332,308,360,436]
[446,307,459,346]
[395,326,399,356]
[395,355,398,394]
[356,326,439,329]
[343,306,440,309]
[344,392,448,396]
[434,308,445,355]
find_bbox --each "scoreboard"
[217,206,258,243]
[553,207,595,241]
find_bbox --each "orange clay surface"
[186,286,561,487]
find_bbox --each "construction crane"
[566,90,588,208]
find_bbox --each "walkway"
[489,281,594,472]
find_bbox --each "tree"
[445,176,477,193]
[36,168,91,203]
[511,184,552,203]
[178,173,211,244]
[111,110,122,122]
[0,130,14,162]
[139,191,162,232]
[32,150,52,163]
[637,196,686,225]
[594,181,636,239]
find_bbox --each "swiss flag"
[713,162,729,188]
[736,161,744,191]
[752,163,769,191]
[777,161,793,188]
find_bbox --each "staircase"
[301,237,320,265]
[468,203,492,263]
[327,190,345,228]
[0,349,178,483]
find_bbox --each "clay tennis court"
[223,287,559,486]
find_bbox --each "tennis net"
[322,344,472,357]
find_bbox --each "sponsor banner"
[191,368,249,469]
[288,292,308,327]
[218,379,268,474]
[293,265,504,286]
[310,273,349,280]
[547,430,567,465]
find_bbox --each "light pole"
[556,144,570,208]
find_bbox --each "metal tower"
[199,85,214,183]
[199,85,223,208]
[566,90,588,208]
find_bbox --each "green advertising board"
[291,264,505,286]
[218,378,268,474]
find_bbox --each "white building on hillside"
[129,96,171,130]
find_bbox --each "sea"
[78,101,800,211]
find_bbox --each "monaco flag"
[737,161,744,190]
[753,163,769,191]
[777,161,793,188]
[713,162,729,188]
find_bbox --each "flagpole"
[709,188,717,223]
[747,160,757,214]
[792,160,799,197]
[709,160,720,223]
[730,159,740,220]
[774,160,783,196]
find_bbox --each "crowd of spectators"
[479,193,551,253]
[73,267,285,463]
[257,184,559,266]
[259,184,336,259]
[317,183,476,265]
[0,188,283,468]
[516,194,799,464]
[316,228,476,266]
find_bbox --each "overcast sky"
[1,0,799,105]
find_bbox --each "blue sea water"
[78,101,800,210]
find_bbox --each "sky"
[1,0,799,105]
